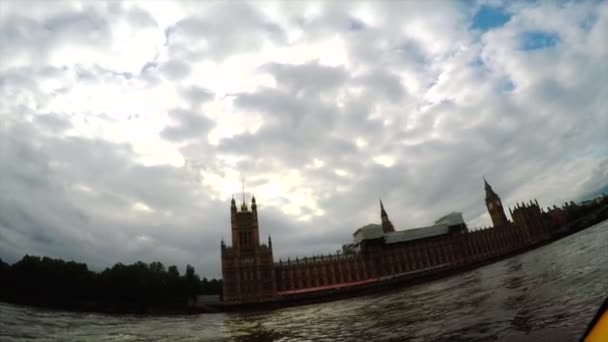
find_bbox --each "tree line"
[0,255,222,313]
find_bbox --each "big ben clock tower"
[484,177,509,227]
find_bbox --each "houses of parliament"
[220,179,577,305]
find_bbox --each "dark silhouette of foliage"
[0,258,9,273]
[201,277,223,295]
[0,255,222,313]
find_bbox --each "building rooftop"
[434,212,465,226]
[349,212,465,247]
[384,224,450,244]
[353,224,384,243]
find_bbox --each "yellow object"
[585,310,608,342]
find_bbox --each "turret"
[251,194,257,219]
[231,196,237,213]
[230,196,237,229]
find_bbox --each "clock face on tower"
[488,202,494,210]
[495,200,501,208]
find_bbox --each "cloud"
[178,86,214,108]
[0,0,606,278]
[160,108,214,142]
[159,60,191,80]
[164,2,286,61]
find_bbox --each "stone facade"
[221,180,569,304]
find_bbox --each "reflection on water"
[1,220,607,342]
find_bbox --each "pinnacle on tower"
[240,179,248,211]
[230,195,237,213]
[484,176,492,191]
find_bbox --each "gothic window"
[239,232,253,247]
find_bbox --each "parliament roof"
[384,224,450,244]
[434,212,465,226]
[353,224,384,243]
[351,212,464,246]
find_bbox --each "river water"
[1,220,607,342]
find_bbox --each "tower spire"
[484,176,497,200]
[379,199,395,233]
[240,178,248,211]
[484,177,508,227]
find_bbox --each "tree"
[1,254,223,313]
[150,261,165,273]
[185,264,196,280]
[168,265,179,277]
[184,264,200,302]
[0,258,9,272]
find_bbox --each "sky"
[0,0,606,277]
